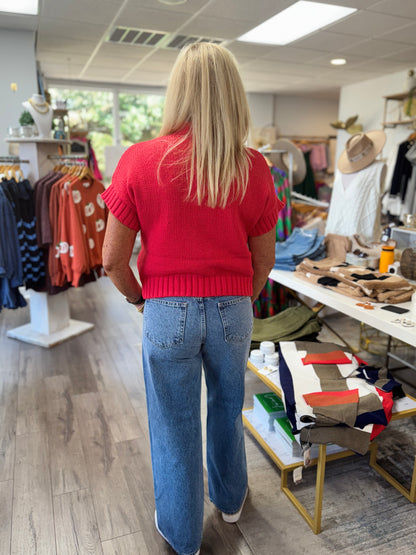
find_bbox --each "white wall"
[0,28,38,156]
[274,95,339,138]
[246,92,339,146]
[336,69,412,164]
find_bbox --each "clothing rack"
[0,156,30,164]
[47,153,88,160]
[285,135,336,144]
[5,138,94,348]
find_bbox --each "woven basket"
[400,247,416,280]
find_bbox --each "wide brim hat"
[268,139,307,185]
[338,130,386,174]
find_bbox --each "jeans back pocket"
[218,297,253,343]
[144,299,187,348]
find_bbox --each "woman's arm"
[102,212,142,302]
[248,228,276,303]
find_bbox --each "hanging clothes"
[325,161,384,243]
[253,165,292,318]
[1,178,45,290]
[382,139,415,218]
[294,150,317,199]
[32,167,108,292]
[0,186,27,311]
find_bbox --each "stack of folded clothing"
[274,227,326,271]
[295,257,415,303]
[251,305,322,350]
[278,340,404,455]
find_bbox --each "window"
[119,93,164,146]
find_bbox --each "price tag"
[293,466,303,485]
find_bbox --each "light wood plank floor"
[1,273,415,554]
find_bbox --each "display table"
[244,360,416,534]
[269,268,416,348]
[245,269,416,532]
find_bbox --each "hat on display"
[267,139,307,185]
[337,130,386,174]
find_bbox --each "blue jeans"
[142,296,252,555]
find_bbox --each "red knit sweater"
[101,130,283,298]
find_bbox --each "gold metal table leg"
[281,444,327,534]
[369,442,416,503]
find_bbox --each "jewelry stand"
[5,138,94,347]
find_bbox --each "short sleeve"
[248,152,285,236]
[101,147,140,231]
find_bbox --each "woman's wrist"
[125,294,145,312]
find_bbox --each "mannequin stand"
[5,138,94,348]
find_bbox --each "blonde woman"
[102,43,283,555]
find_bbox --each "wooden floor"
[1,275,416,554]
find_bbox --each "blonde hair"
[159,42,252,208]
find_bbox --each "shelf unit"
[244,359,416,533]
[382,91,416,129]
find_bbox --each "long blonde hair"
[159,42,252,208]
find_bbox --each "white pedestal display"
[5,138,94,348]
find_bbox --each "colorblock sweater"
[102,130,283,298]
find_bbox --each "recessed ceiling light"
[158,0,188,5]
[237,1,356,46]
[331,58,347,65]
[0,0,38,15]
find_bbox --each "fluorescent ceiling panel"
[238,1,356,46]
[0,0,38,15]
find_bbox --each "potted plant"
[18,110,35,137]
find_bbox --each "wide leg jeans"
[142,296,253,555]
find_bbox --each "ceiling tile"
[379,21,416,45]
[40,0,124,25]
[352,58,409,73]
[339,38,410,57]
[180,15,253,39]
[37,18,108,41]
[262,46,328,64]
[382,45,416,64]
[37,37,98,54]
[115,6,190,32]
[294,31,364,52]
[125,70,168,87]
[369,0,416,18]
[329,10,410,37]
[126,0,209,14]
[226,41,275,57]
[41,62,86,80]
[96,41,154,60]
[203,0,289,23]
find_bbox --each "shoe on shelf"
[222,488,248,524]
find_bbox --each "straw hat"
[268,139,307,185]
[338,130,386,174]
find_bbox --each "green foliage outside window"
[48,88,165,176]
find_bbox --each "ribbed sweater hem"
[142,275,252,298]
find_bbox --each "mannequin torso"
[22,94,52,138]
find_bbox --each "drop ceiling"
[2,0,416,98]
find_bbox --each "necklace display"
[28,97,50,114]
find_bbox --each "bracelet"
[126,295,144,306]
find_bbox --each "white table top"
[269,269,416,348]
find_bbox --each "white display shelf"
[243,409,346,468]
[6,137,71,144]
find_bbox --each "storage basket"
[400,247,416,280]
